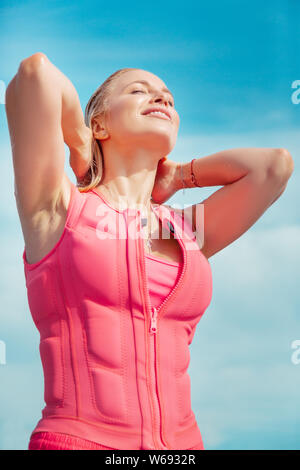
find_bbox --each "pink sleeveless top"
[144,254,182,309]
[23,182,213,450]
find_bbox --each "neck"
[99,183,154,216]
[98,142,164,211]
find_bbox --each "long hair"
[77,67,139,193]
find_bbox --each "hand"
[69,126,93,183]
[151,157,182,205]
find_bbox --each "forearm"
[59,64,89,150]
[18,53,88,150]
[176,147,285,189]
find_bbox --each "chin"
[117,123,177,152]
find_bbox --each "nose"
[152,91,169,107]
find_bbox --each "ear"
[92,117,109,140]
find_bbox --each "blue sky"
[0,0,299,450]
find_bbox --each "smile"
[143,111,171,121]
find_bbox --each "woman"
[5,53,294,450]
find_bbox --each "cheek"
[173,115,180,132]
[174,111,180,125]
[108,99,139,128]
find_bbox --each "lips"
[141,107,171,120]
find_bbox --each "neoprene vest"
[23,181,213,450]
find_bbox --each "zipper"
[138,233,164,449]
[137,208,187,450]
[149,307,163,448]
[149,307,167,449]
[150,306,158,333]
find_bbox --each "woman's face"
[101,69,180,156]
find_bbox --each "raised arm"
[175,148,294,259]
[5,52,91,219]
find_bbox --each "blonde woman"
[5,53,294,450]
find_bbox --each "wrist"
[175,160,201,190]
[174,162,186,191]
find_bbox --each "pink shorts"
[28,431,203,450]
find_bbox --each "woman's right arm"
[5,52,91,218]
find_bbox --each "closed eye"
[131,90,174,107]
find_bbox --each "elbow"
[18,52,49,76]
[6,53,49,109]
[267,148,294,182]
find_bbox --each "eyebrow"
[123,80,174,100]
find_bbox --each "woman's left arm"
[175,148,294,260]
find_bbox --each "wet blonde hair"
[77,67,139,193]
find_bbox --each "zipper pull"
[150,307,158,334]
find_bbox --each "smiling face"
[96,69,180,156]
